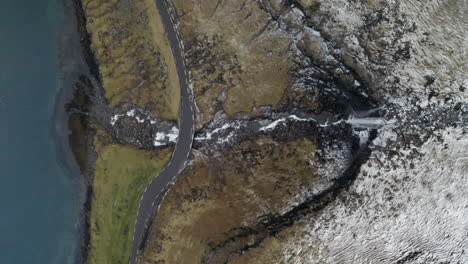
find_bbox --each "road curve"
[129,0,195,263]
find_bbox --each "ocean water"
[0,0,82,263]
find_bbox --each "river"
[0,0,83,263]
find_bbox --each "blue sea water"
[0,1,82,263]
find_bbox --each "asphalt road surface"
[128,1,195,263]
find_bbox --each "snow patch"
[195,123,232,141]
[259,118,287,132]
[110,114,123,126]
[346,116,386,129]
[153,126,179,147]
[110,108,158,126]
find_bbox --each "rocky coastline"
[68,0,99,262]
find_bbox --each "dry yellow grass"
[171,0,292,127]
[139,137,318,264]
[82,0,180,119]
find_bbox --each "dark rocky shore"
[59,0,101,262]
[48,0,96,263]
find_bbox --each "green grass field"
[89,140,172,264]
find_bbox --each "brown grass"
[82,0,180,119]
[172,0,292,126]
[139,137,318,264]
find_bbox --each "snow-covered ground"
[110,108,157,126]
[281,126,467,263]
[153,126,179,147]
[268,0,468,262]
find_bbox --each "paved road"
[129,1,195,263]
